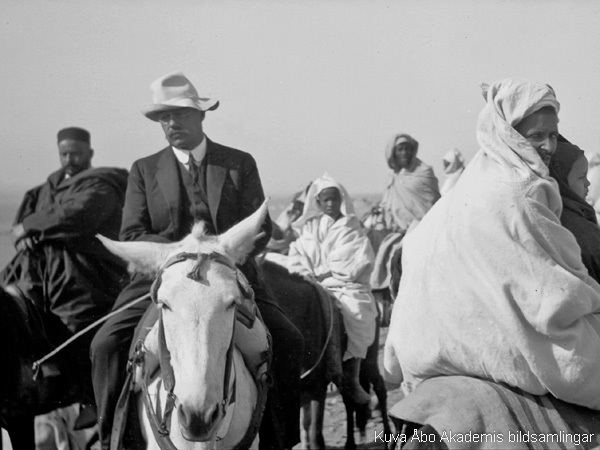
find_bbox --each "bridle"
[135,251,253,449]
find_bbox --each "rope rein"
[299,281,335,380]
[30,254,334,387]
[31,293,151,379]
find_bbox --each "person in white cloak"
[288,173,377,405]
[379,133,440,232]
[440,148,466,195]
[384,78,600,410]
[369,134,440,292]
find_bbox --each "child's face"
[567,155,591,199]
[317,187,342,219]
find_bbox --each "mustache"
[64,164,84,173]
[166,125,185,133]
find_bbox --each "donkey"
[260,260,392,450]
[259,259,342,449]
[0,285,93,449]
[98,202,272,449]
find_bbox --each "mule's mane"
[191,221,210,239]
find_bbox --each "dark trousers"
[256,294,303,449]
[90,274,153,449]
[90,274,303,449]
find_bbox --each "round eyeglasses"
[157,109,196,124]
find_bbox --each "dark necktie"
[188,154,201,187]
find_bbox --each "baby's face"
[567,155,590,199]
[317,187,342,219]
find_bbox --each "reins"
[31,292,151,380]
[299,281,335,380]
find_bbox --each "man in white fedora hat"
[90,72,303,449]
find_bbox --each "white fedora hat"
[141,71,219,121]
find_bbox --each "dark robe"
[1,166,129,336]
[549,142,600,283]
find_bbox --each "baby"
[549,141,600,283]
[288,173,377,404]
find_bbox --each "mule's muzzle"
[178,402,223,441]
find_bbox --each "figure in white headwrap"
[384,78,600,410]
[379,134,440,232]
[440,148,466,195]
[288,173,377,405]
[368,134,440,291]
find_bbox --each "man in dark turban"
[1,127,129,425]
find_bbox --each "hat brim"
[142,97,219,121]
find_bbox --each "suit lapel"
[156,147,182,227]
[206,139,227,231]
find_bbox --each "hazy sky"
[2,0,600,198]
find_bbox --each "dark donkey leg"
[355,366,372,443]
[364,319,392,439]
[355,399,371,444]
[308,395,326,449]
[371,370,392,437]
[6,416,35,450]
[301,382,327,449]
[342,393,357,450]
[300,393,312,447]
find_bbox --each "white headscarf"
[292,173,355,233]
[440,149,466,195]
[384,134,419,171]
[476,79,560,178]
[442,149,465,174]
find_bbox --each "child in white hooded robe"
[288,173,377,404]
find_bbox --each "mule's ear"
[218,200,269,264]
[96,235,174,275]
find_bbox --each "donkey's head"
[98,201,268,441]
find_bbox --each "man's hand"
[12,224,38,251]
[11,223,26,240]
[15,236,38,252]
[315,271,332,282]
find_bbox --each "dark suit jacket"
[120,138,271,256]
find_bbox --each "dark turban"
[57,127,90,144]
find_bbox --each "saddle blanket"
[389,376,600,449]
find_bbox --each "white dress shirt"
[171,136,207,169]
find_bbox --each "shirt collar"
[62,165,93,181]
[171,136,207,164]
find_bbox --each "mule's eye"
[158,301,171,311]
[225,295,238,310]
